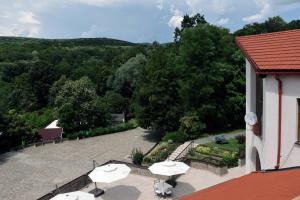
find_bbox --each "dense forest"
[0,15,299,152]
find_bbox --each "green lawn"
[204,138,244,152]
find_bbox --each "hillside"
[0,36,136,47]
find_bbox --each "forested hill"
[0,36,136,47]
[0,15,299,153]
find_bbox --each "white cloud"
[217,18,229,25]
[168,15,184,28]
[81,24,108,37]
[243,0,271,23]
[167,5,184,28]
[18,11,41,25]
[156,0,164,10]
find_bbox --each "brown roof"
[180,169,300,200]
[236,29,300,73]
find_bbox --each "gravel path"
[0,127,156,200]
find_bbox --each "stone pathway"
[0,127,157,200]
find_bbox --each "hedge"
[66,119,138,140]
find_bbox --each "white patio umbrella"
[50,191,94,200]
[149,160,190,176]
[149,161,190,196]
[89,164,131,184]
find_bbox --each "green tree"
[28,61,58,107]
[55,77,109,133]
[5,109,37,146]
[103,91,126,113]
[49,75,68,105]
[134,43,183,133]
[110,53,147,99]
[174,13,207,42]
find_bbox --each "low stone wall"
[37,160,167,200]
[188,160,228,176]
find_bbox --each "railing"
[174,140,194,161]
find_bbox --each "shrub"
[179,114,206,139]
[235,134,246,144]
[221,151,238,167]
[65,119,139,140]
[131,148,144,165]
[162,131,188,143]
[215,135,228,144]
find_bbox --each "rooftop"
[180,168,300,200]
[236,29,300,73]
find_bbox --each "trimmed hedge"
[66,119,138,140]
[162,131,188,143]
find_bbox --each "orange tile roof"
[180,169,300,200]
[236,29,300,73]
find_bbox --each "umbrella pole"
[95,182,98,189]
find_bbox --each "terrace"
[80,165,245,200]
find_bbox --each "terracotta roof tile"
[180,169,300,200]
[236,29,300,72]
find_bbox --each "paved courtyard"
[0,128,156,200]
[81,166,245,200]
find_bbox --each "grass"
[197,128,244,139]
[204,138,244,152]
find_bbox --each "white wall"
[246,59,300,172]
[245,60,263,173]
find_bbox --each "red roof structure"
[236,29,300,74]
[180,169,300,200]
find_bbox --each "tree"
[103,91,126,113]
[174,13,207,42]
[55,77,109,133]
[49,75,68,105]
[177,23,244,131]
[134,43,183,133]
[28,61,58,107]
[5,109,37,146]
[110,53,147,99]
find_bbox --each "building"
[38,120,63,142]
[236,29,300,173]
[180,168,300,200]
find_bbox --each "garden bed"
[187,138,245,168]
[142,141,180,165]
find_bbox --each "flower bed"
[187,138,244,168]
[142,141,180,165]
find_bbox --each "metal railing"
[174,140,194,161]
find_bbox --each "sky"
[0,0,300,43]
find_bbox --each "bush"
[131,148,144,165]
[221,151,238,167]
[162,131,188,143]
[143,142,179,165]
[235,134,246,144]
[215,135,228,144]
[65,119,139,140]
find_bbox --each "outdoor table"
[155,181,173,196]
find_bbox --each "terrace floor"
[81,166,245,200]
[0,128,157,200]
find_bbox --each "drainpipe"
[275,76,282,169]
